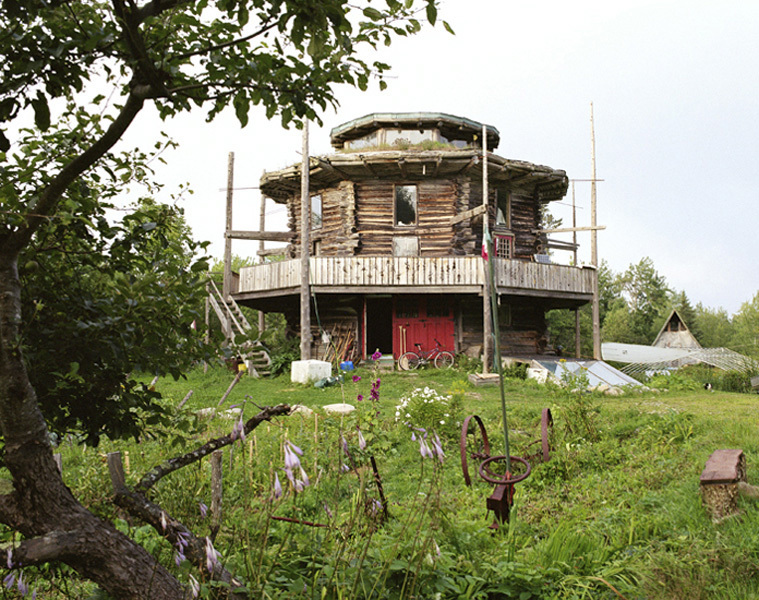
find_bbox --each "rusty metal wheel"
[478,455,531,486]
[460,415,491,486]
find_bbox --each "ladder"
[208,279,271,377]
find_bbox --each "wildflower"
[231,416,245,441]
[431,433,445,464]
[341,463,351,473]
[433,539,441,557]
[299,466,310,487]
[174,549,186,566]
[352,375,361,383]
[205,537,220,573]
[4,573,14,590]
[188,574,200,598]
[160,511,168,532]
[370,378,381,401]
[273,472,283,499]
[6,549,11,569]
[371,350,382,361]
[357,428,367,451]
[16,572,27,596]
[356,394,364,402]
[284,441,302,472]
[324,503,334,519]
[199,502,208,518]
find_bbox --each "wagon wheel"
[478,455,532,486]
[460,415,491,486]
[541,408,554,463]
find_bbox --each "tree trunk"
[0,250,185,599]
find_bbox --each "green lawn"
[30,365,759,598]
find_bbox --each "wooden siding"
[238,257,594,297]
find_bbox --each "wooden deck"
[235,257,594,300]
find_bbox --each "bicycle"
[398,339,455,370]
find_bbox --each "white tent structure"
[602,342,757,377]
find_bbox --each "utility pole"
[590,103,601,359]
[299,121,311,360]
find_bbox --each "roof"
[260,148,568,202]
[652,308,701,349]
[329,112,500,150]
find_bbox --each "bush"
[394,386,462,440]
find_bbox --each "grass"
[9,364,759,599]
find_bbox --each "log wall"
[459,297,547,356]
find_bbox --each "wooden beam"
[398,158,408,179]
[533,226,606,234]
[257,247,287,257]
[449,204,487,225]
[223,152,234,298]
[226,230,295,241]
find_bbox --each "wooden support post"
[211,450,223,529]
[223,152,234,300]
[300,121,311,360]
[177,390,194,409]
[590,104,601,359]
[258,194,267,335]
[107,451,126,492]
[217,371,243,408]
[481,124,493,374]
[572,182,581,358]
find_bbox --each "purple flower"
[273,472,283,499]
[284,442,302,472]
[6,549,11,569]
[4,573,14,590]
[370,379,381,401]
[356,394,363,402]
[372,350,382,361]
[341,463,351,473]
[352,375,361,383]
[16,572,27,596]
[189,575,200,598]
[231,416,245,441]
[357,428,367,451]
[324,503,334,519]
[174,550,186,566]
[199,502,208,518]
[431,433,445,464]
[205,537,220,573]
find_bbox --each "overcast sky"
[121,0,759,315]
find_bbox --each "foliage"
[19,195,210,445]
[693,302,733,348]
[27,365,759,600]
[267,336,301,376]
[553,362,600,441]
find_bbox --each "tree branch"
[135,404,290,494]
[8,530,83,566]
[170,21,279,61]
[2,90,147,256]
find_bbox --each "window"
[495,234,514,259]
[395,297,419,318]
[311,194,322,230]
[395,185,417,226]
[495,190,510,227]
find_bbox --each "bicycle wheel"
[398,352,421,370]
[434,351,455,369]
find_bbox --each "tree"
[0,1,445,598]
[693,302,733,349]
[731,291,759,359]
[604,257,671,344]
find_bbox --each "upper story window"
[395,185,417,226]
[311,194,322,229]
[495,190,510,228]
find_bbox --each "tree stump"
[700,449,746,521]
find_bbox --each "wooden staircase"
[208,279,271,377]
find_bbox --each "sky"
[120,0,759,315]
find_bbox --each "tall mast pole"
[590,103,601,359]
[300,121,312,360]
[258,195,266,335]
[481,125,493,374]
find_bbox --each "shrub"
[394,386,462,439]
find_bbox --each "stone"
[323,403,356,415]
[290,404,314,417]
[291,360,332,384]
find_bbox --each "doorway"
[365,296,393,358]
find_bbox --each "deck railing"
[237,256,594,297]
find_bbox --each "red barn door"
[393,296,455,358]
